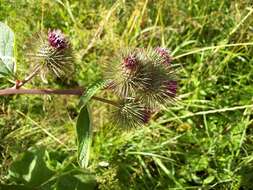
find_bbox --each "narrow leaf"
[0,22,16,76]
[76,80,108,167]
[76,106,92,168]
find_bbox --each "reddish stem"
[0,87,119,107]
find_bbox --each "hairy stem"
[0,87,119,107]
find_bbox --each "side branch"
[16,64,42,89]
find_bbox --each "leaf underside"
[0,22,15,77]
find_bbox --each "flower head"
[29,29,74,78]
[105,49,150,97]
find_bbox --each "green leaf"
[76,80,108,168]
[0,59,10,77]
[203,175,215,185]
[0,22,15,77]
[5,148,96,189]
[8,148,54,187]
[79,79,108,107]
[56,170,96,190]
[76,106,92,168]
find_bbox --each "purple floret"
[155,47,172,65]
[166,80,177,97]
[48,29,68,49]
[141,108,152,124]
[123,55,137,70]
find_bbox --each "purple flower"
[166,80,177,97]
[155,47,172,65]
[123,55,137,70]
[48,29,68,49]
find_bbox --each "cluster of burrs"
[30,29,177,128]
[106,47,177,128]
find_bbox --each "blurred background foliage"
[0,0,253,189]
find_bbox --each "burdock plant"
[0,22,178,168]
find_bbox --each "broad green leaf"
[0,22,15,77]
[76,106,92,168]
[79,79,108,107]
[8,149,54,187]
[5,148,96,189]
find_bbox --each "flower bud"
[112,99,152,128]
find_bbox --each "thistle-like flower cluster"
[29,29,177,128]
[31,29,74,77]
[106,48,177,128]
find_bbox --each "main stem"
[0,88,119,107]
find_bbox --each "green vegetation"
[1,0,253,189]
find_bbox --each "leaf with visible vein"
[76,106,92,168]
[79,79,109,107]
